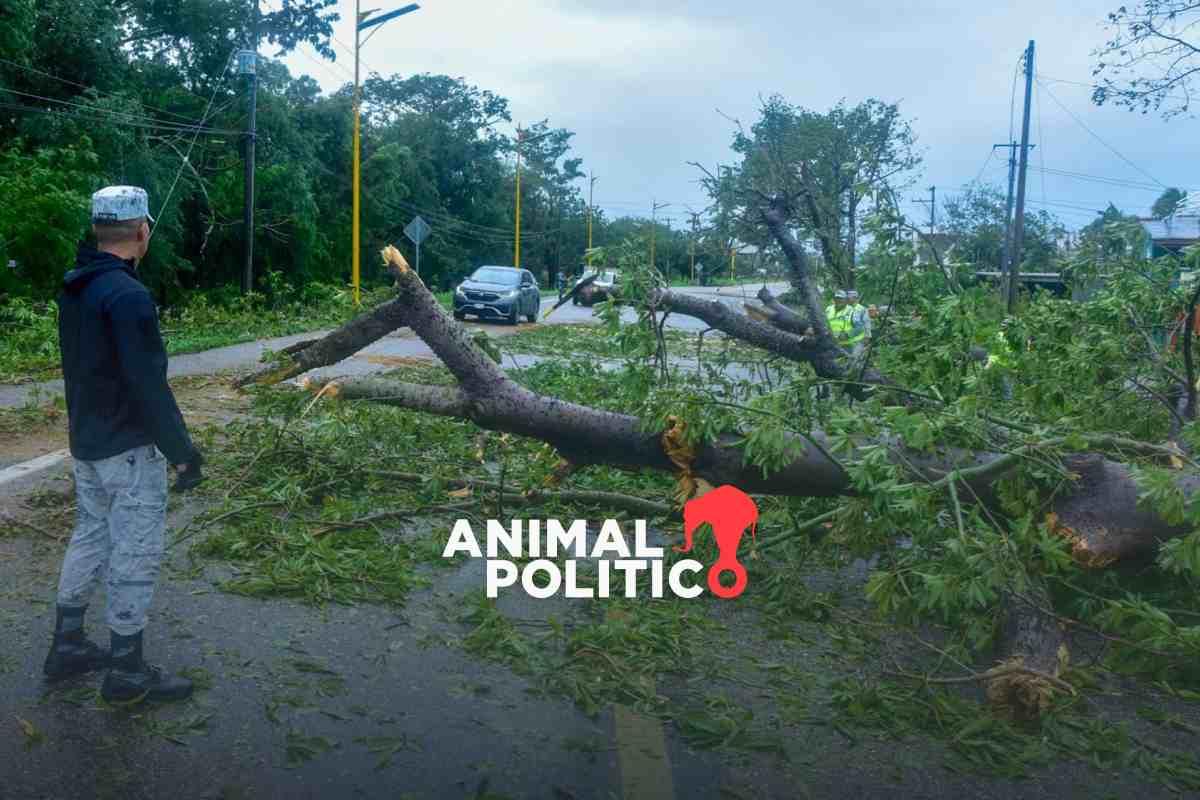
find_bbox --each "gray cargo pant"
[56,444,168,636]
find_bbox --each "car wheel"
[526,300,538,323]
[453,310,466,321]
[507,306,519,325]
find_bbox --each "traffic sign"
[404,215,431,247]
[404,216,432,277]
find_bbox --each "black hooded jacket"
[57,246,197,464]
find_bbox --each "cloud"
[288,0,1200,229]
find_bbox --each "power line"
[1037,72,1194,105]
[1036,79,1047,206]
[970,148,996,185]
[0,100,241,136]
[1037,78,1166,188]
[1009,53,1022,145]
[0,84,241,134]
[152,50,236,239]
[0,56,211,124]
[1029,166,1162,192]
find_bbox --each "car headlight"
[505,289,520,298]
[455,285,466,296]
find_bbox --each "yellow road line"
[613,699,675,800]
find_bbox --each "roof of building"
[1140,215,1200,242]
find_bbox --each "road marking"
[0,449,70,486]
[614,701,675,800]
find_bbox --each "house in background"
[1140,215,1200,259]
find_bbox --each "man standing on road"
[43,186,203,703]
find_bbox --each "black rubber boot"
[100,630,193,704]
[43,605,109,682]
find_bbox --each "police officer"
[44,186,202,703]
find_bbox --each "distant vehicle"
[453,266,540,324]
[573,269,620,306]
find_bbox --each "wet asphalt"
[0,283,788,411]
[3,281,1190,798]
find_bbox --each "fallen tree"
[234,236,1200,717]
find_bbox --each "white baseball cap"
[91,186,155,224]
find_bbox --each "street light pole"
[587,172,597,264]
[352,0,362,305]
[352,2,419,306]
[514,126,522,267]
[650,200,670,269]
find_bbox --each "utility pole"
[913,186,936,235]
[650,200,670,269]
[1009,39,1035,314]
[239,2,258,296]
[994,142,1017,300]
[687,209,701,284]
[912,186,936,266]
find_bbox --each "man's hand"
[172,451,205,493]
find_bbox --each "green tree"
[1093,0,1200,118]
[942,183,1066,272]
[711,96,921,290]
[1152,187,1188,219]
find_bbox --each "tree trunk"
[234,296,408,387]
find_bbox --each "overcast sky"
[283,0,1198,232]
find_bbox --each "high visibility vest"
[826,304,864,345]
[986,330,1015,369]
[847,304,869,345]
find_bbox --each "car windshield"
[471,267,521,286]
[580,270,617,286]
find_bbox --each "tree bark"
[234,296,409,387]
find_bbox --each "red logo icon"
[677,485,758,599]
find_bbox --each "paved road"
[0,282,789,410]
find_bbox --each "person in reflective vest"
[826,290,852,341]
[845,290,871,355]
[986,317,1018,399]
[827,289,871,353]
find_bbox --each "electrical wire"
[970,148,996,186]
[0,84,241,135]
[0,56,212,124]
[0,100,241,136]
[1037,72,1193,105]
[384,199,567,244]
[1037,78,1166,188]
[151,50,236,239]
[1036,79,1047,206]
[1009,52,1023,145]
[1027,166,1162,192]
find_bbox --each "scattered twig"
[365,469,674,518]
[1,512,61,541]
[885,662,1076,696]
